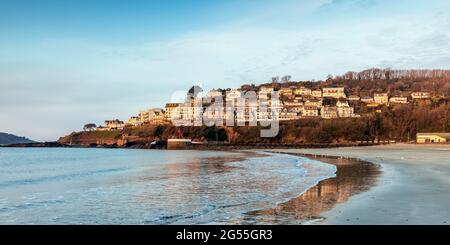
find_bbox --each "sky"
[0,0,449,141]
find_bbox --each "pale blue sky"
[1,0,449,141]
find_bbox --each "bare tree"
[271,76,279,84]
[281,75,292,83]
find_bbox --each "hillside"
[260,69,450,96]
[59,68,450,147]
[0,132,35,145]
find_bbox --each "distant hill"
[0,132,35,145]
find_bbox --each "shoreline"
[0,141,387,149]
[244,152,382,224]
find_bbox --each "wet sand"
[244,153,381,224]
[267,144,450,224]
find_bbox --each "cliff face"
[58,131,135,147]
[58,125,217,147]
[58,126,163,147]
[58,132,119,146]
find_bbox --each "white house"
[389,96,408,104]
[411,92,430,99]
[374,93,389,105]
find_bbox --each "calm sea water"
[0,148,336,224]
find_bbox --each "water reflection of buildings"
[131,154,205,223]
[142,153,249,223]
[247,156,381,224]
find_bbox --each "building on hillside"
[294,87,312,96]
[256,110,271,122]
[206,89,223,98]
[279,87,293,96]
[304,98,323,108]
[301,106,319,117]
[321,106,338,119]
[259,85,274,94]
[337,106,355,118]
[148,108,165,124]
[139,110,150,123]
[139,108,165,125]
[283,100,303,107]
[374,93,389,105]
[222,111,235,122]
[258,90,269,101]
[348,95,360,101]
[181,98,203,123]
[104,119,125,130]
[367,103,380,107]
[416,133,450,143]
[165,103,182,122]
[203,107,225,122]
[336,100,349,108]
[336,100,355,118]
[389,96,408,104]
[236,103,259,123]
[322,87,346,98]
[289,106,304,114]
[257,98,283,122]
[225,89,242,100]
[127,116,142,126]
[361,96,374,103]
[279,109,298,121]
[411,92,430,99]
[311,89,322,98]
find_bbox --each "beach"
[267,144,450,224]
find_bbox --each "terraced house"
[322,87,346,98]
[389,96,408,104]
[294,87,312,96]
[321,106,338,119]
[374,93,389,105]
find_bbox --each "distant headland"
[0,132,35,145]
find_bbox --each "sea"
[0,148,336,224]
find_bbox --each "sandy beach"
[267,144,450,225]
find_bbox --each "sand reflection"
[244,154,382,224]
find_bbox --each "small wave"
[0,149,339,224]
[0,198,66,212]
[0,167,129,188]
